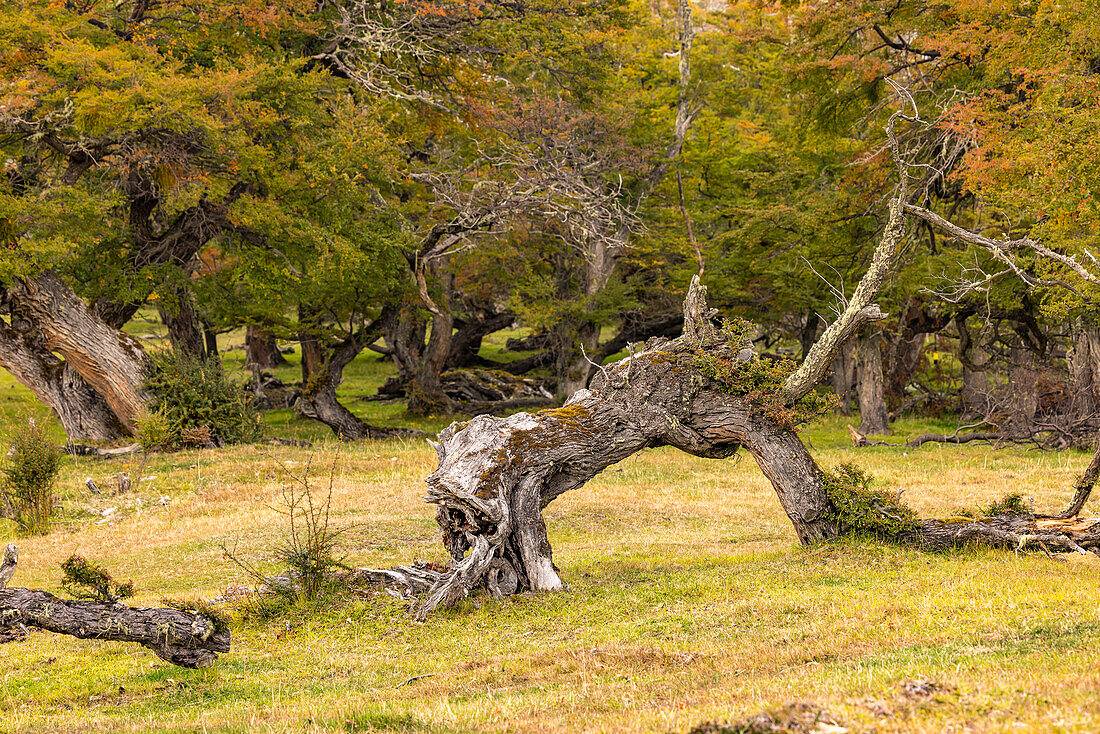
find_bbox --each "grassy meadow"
[3,326,1100,733]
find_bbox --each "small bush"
[142,350,261,450]
[0,418,62,535]
[823,463,919,538]
[222,453,347,614]
[134,406,176,451]
[60,555,134,603]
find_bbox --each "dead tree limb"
[0,545,230,668]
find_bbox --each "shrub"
[142,350,261,450]
[823,462,919,538]
[134,406,176,452]
[0,418,62,534]
[60,555,134,603]
[221,453,346,613]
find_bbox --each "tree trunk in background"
[446,308,516,369]
[1068,319,1100,422]
[245,325,285,370]
[961,359,990,420]
[407,309,454,417]
[3,271,148,434]
[1010,346,1038,437]
[296,305,422,440]
[553,320,600,400]
[857,332,890,435]
[800,311,821,362]
[158,285,207,359]
[830,341,856,416]
[382,306,426,386]
[884,332,926,407]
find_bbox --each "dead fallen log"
[905,432,1003,448]
[64,443,141,458]
[847,425,1004,449]
[0,545,230,668]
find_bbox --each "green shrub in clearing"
[134,406,176,452]
[142,350,261,450]
[0,418,62,535]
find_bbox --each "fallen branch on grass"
[65,443,142,458]
[847,425,1003,448]
[0,544,230,668]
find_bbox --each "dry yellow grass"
[4,415,1100,733]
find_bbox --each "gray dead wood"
[0,544,230,667]
[65,443,141,458]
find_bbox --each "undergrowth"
[60,555,134,603]
[221,452,348,616]
[822,463,919,538]
[0,418,62,535]
[141,349,262,450]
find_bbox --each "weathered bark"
[0,322,127,441]
[158,285,207,359]
[245,325,286,370]
[0,545,229,668]
[403,277,837,617]
[857,332,891,435]
[2,271,149,434]
[361,278,1100,619]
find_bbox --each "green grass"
[3,330,1100,732]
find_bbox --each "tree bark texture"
[359,278,1100,619]
[1068,319,1100,422]
[0,322,126,441]
[857,332,890,435]
[0,545,229,668]
[0,271,149,436]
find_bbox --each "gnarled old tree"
[361,106,1100,617]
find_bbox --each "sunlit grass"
[3,332,1100,732]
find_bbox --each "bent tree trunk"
[0,271,149,439]
[387,275,1100,618]
[408,279,838,616]
[296,306,423,441]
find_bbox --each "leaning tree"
[359,104,1100,617]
